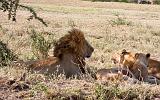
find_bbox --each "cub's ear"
[121,49,127,54]
[146,53,150,58]
[135,53,139,59]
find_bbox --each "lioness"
[130,53,150,81]
[112,49,160,79]
[96,53,151,83]
[130,52,160,84]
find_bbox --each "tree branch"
[0,0,48,27]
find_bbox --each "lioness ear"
[146,53,150,58]
[135,53,139,59]
[122,49,127,54]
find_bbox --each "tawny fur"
[130,53,150,81]
[112,49,160,79]
[24,28,94,78]
[96,67,138,83]
[148,59,160,79]
[132,53,160,84]
[112,49,160,84]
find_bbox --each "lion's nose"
[86,55,91,58]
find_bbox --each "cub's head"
[111,49,136,68]
[134,53,150,67]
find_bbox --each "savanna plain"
[1,0,160,99]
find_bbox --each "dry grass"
[1,0,160,99]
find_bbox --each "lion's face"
[53,28,94,59]
[83,39,94,58]
[134,53,150,67]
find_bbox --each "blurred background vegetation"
[83,0,160,4]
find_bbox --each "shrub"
[0,0,47,26]
[94,83,121,100]
[30,29,55,59]
[109,13,132,26]
[154,0,160,4]
[0,41,17,66]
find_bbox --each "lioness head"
[112,49,150,69]
[54,28,94,59]
[134,53,150,67]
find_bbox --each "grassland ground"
[0,0,160,99]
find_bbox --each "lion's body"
[148,59,160,79]
[96,67,135,79]
[27,55,84,77]
[112,50,160,79]
[129,53,149,81]
[96,69,124,82]
[96,68,138,83]
[24,28,94,78]
[111,50,160,84]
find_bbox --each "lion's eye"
[64,44,70,48]
[63,45,67,48]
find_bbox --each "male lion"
[24,28,94,78]
[112,49,160,80]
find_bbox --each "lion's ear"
[146,53,150,58]
[135,53,139,59]
[122,49,127,54]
